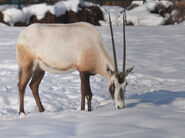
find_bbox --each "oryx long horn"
[109,13,118,77]
[122,9,126,77]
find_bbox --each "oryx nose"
[117,104,125,109]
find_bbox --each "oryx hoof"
[19,112,26,118]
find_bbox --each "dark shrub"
[55,6,103,25]
[0,12,4,23]
[173,2,185,23]
[150,3,173,17]
[29,11,56,24]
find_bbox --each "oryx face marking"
[108,73,128,109]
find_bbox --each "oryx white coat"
[17,22,114,80]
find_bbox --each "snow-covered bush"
[2,8,26,26]
[100,0,185,26]
[0,0,185,26]
[0,0,103,26]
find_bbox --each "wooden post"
[143,0,147,4]
[18,0,21,9]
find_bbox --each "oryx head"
[107,11,134,109]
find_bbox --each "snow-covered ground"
[0,23,185,137]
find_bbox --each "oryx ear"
[106,64,114,77]
[125,65,135,76]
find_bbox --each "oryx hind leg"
[80,72,93,111]
[29,67,45,112]
[18,64,33,115]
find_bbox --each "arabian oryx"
[16,11,134,116]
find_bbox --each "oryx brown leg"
[18,65,33,115]
[29,68,45,112]
[80,72,92,111]
[81,86,85,111]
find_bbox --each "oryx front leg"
[80,72,92,111]
[29,68,45,112]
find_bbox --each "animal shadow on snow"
[127,90,185,108]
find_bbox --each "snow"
[100,6,125,26]
[100,0,173,26]
[23,3,54,21]
[132,1,144,6]
[53,0,81,17]
[0,24,185,137]
[60,0,80,13]
[2,8,26,26]
[127,5,164,25]
[146,0,172,10]
[159,0,173,8]
[181,20,185,25]
[100,5,165,26]
[80,1,96,7]
[146,0,160,11]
